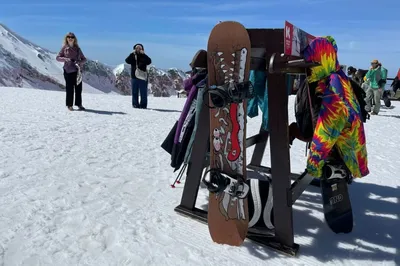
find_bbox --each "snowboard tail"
[320,163,353,234]
[204,21,252,246]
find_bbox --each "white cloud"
[75,33,208,56]
[3,15,91,25]
[91,32,209,44]
[348,41,356,50]
[2,3,85,7]
[81,40,202,70]
[127,1,280,11]
[297,0,347,3]
[166,15,263,24]
[155,15,285,29]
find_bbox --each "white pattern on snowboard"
[211,47,248,220]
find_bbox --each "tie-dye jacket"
[303,36,369,178]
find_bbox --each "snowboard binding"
[203,80,254,108]
[202,168,249,198]
[323,162,353,185]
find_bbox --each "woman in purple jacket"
[56,32,87,111]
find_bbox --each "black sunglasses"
[67,36,75,39]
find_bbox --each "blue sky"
[1,0,400,75]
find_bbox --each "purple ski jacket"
[56,45,87,73]
[173,72,206,144]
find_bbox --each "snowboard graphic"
[202,21,252,246]
[320,163,353,234]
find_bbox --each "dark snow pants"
[131,78,148,109]
[63,70,82,107]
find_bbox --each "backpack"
[294,80,322,140]
[348,78,370,123]
[294,75,369,141]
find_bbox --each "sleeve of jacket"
[391,77,398,87]
[56,46,67,62]
[125,53,133,64]
[306,87,349,177]
[142,54,152,65]
[78,48,87,65]
[365,69,373,81]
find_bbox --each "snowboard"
[320,162,353,234]
[202,21,252,246]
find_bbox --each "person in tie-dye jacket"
[303,36,369,179]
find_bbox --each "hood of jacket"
[183,69,207,92]
[304,36,341,83]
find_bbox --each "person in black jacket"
[125,43,152,108]
[391,76,400,95]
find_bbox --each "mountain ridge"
[0,23,189,96]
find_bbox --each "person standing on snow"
[56,32,87,111]
[364,59,386,115]
[391,76,400,96]
[377,62,390,106]
[125,44,152,109]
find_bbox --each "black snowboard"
[320,163,353,234]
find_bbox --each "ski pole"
[171,164,187,188]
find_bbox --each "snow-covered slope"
[0,23,189,96]
[0,23,111,94]
[0,86,398,265]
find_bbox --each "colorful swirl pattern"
[303,36,369,178]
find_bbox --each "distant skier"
[390,76,400,96]
[364,60,387,114]
[125,44,152,109]
[56,32,87,111]
[347,66,368,86]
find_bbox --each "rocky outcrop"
[114,64,189,97]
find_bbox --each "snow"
[0,86,398,266]
[113,63,126,76]
[1,24,190,97]
[1,24,129,95]
[0,24,106,94]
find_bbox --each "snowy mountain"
[113,63,188,96]
[0,86,398,265]
[0,23,117,94]
[0,23,189,96]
